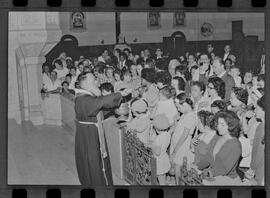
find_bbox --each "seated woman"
[193,111,217,168]
[198,110,242,185]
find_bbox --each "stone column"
[8,12,62,125]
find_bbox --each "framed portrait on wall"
[147,12,161,29]
[70,12,86,32]
[173,11,186,27]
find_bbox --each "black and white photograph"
[8,11,265,186]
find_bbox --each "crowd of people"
[41,43,265,186]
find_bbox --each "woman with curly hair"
[206,77,226,108]
[192,111,217,168]
[211,100,228,114]
[198,110,242,185]
[229,87,249,118]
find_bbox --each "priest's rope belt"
[76,111,109,185]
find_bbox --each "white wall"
[120,12,264,43]
[8,12,62,124]
[59,12,116,46]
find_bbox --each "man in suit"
[212,57,235,101]
[118,53,132,71]
[207,43,214,55]
[223,45,231,61]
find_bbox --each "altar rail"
[121,129,157,185]
[42,93,157,184]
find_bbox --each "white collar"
[218,71,226,78]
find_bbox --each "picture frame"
[70,12,86,32]
[173,11,186,27]
[147,12,161,29]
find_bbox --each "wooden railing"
[121,128,157,185]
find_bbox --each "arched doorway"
[163,31,186,58]
[171,31,186,58]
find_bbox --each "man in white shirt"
[212,57,235,101]
[43,71,61,92]
[98,49,109,63]
[223,45,231,61]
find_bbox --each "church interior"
[8,11,265,185]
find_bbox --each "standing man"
[223,45,231,61]
[207,43,214,56]
[212,57,235,101]
[74,72,130,185]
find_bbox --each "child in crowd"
[151,85,178,125]
[149,114,171,185]
[127,98,151,145]
[100,82,114,96]
[230,66,242,88]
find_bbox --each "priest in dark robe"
[74,71,130,185]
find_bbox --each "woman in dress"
[74,71,130,185]
[199,110,242,185]
[170,93,197,184]
[193,111,217,168]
